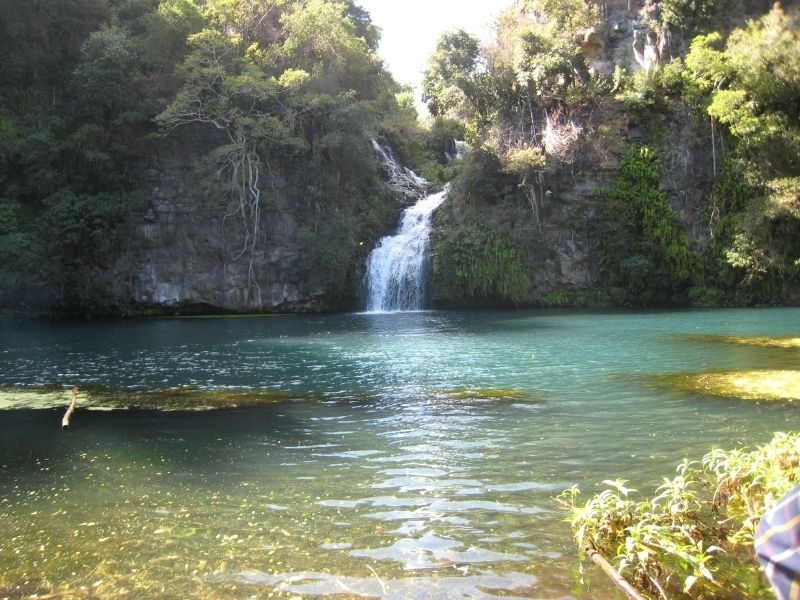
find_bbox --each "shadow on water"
[0,404,314,479]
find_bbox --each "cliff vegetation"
[0,0,798,314]
[423,0,800,308]
[0,0,422,314]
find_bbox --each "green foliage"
[0,188,140,312]
[692,155,800,304]
[597,145,696,304]
[425,0,796,309]
[0,0,412,315]
[683,33,729,96]
[433,217,528,307]
[614,60,686,120]
[684,8,800,297]
[560,431,800,598]
[295,185,396,310]
[452,148,517,205]
[537,289,595,308]
[140,0,205,68]
[0,0,111,113]
[727,178,800,286]
[478,0,602,170]
[38,189,125,269]
[281,0,374,96]
[379,116,467,187]
[422,29,483,118]
[74,26,141,118]
[653,0,740,39]
[518,0,598,31]
[0,0,793,314]
[425,118,466,168]
[513,26,578,99]
[151,0,397,305]
[295,222,357,309]
[685,6,800,177]
[0,198,37,307]
[502,146,546,176]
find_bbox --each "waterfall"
[364,186,449,313]
[370,138,428,201]
[444,138,467,164]
[364,137,464,313]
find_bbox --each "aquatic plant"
[654,334,800,401]
[681,370,800,402]
[559,431,800,599]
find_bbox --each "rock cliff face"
[107,135,403,314]
[432,1,714,304]
[108,5,713,313]
[108,138,321,314]
[514,114,714,301]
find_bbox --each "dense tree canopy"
[426,0,799,307]
[0,0,413,313]
[684,5,800,293]
[0,0,797,314]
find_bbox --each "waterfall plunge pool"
[1,308,798,598]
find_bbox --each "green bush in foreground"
[559,432,800,599]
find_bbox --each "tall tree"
[685,5,800,288]
[0,0,110,113]
[422,30,483,118]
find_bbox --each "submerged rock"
[0,385,302,411]
[666,370,800,401]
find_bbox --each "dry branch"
[543,110,582,164]
[586,547,647,600]
[61,387,78,429]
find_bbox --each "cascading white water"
[364,186,449,312]
[444,139,467,163]
[369,139,427,200]
[364,137,464,313]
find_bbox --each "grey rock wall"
[109,152,320,313]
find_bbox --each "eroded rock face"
[101,124,425,314]
[371,138,429,202]
[517,121,713,303]
[108,146,321,314]
[580,2,665,77]
[430,3,713,304]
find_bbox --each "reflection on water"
[0,308,798,598]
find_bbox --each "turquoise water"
[0,308,797,598]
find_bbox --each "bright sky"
[357,0,515,103]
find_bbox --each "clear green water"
[0,308,798,598]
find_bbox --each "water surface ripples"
[0,308,798,598]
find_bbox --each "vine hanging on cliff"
[155,27,292,306]
[433,216,529,306]
[596,145,696,304]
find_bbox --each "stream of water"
[364,188,448,313]
[0,308,798,598]
[364,138,443,313]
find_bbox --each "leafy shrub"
[560,431,800,599]
[432,216,529,306]
[451,148,516,205]
[596,145,696,304]
[655,0,741,40]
